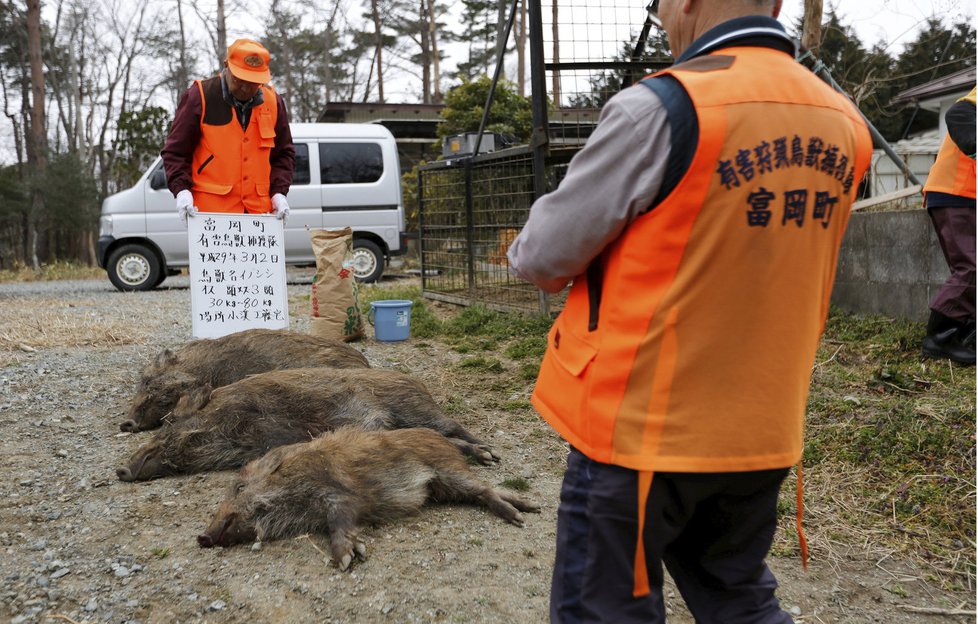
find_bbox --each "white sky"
[778,0,976,52]
[222,0,978,102]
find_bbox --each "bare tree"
[551,1,560,106]
[370,0,385,102]
[26,0,46,271]
[802,0,823,53]
[427,0,442,102]
[516,0,525,96]
[216,0,227,66]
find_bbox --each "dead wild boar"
[121,328,370,432]
[197,427,540,569]
[115,368,498,482]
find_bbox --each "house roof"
[893,65,976,110]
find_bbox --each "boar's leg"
[418,415,500,464]
[445,438,497,466]
[325,507,368,571]
[428,469,540,527]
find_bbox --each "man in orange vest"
[920,87,975,365]
[507,0,872,622]
[162,39,295,224]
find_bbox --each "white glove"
[176,189,198,225]
[271,193,290,223]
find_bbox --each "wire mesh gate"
[418,1,669,315]
[418,146,577,314]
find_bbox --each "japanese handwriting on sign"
[189,214,288,339]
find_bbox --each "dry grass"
[0,297,147,351]
[0,261,103,283]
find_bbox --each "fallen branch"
[896,604,975,616]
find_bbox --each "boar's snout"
[119,419,140,433]
[118,442,166,482]
[197,533,216,548]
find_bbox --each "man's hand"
[176,190,198,225]
[271,193,290,223]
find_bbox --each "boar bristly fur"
[121,329,370,433]
[116,368,498,482]
[197,428,540,570]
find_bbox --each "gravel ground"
[0,272,974,624]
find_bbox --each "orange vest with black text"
[531,47,873,473]
[191,76,278,213]
[923,87,977,201]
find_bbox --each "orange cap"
[226,39,271,84]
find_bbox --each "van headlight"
[99,215,113,237]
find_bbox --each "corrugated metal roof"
[893,66,976,106]
[889,128,943,154]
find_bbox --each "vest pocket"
[549,323,598,377]
[196,154,215,175]
[255,183,270,197]
[193,181,233,196]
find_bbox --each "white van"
[97,122,407,291]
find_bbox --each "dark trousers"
[550,448,793,624]
[929,205,976,322]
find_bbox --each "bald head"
[660,0,783,59]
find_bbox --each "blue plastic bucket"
[368,300,413,342]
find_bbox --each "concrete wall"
[832,210,949,322]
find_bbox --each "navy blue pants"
[550,448,793,624]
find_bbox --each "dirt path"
[0,274,973,623]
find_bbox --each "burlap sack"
[309,228,364,341]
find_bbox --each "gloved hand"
[176,189,198,225]
[271,193,290,223]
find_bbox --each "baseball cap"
[226,39,271,84]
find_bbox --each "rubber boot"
[922,311,976,366]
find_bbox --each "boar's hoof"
[338,553,352,571]
[119,419,140,432]
[116,467,135,482]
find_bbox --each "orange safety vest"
[532,47,873,474]
[191,76,278,213]
[923,88,977,201]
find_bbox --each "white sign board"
[188,213,289,339]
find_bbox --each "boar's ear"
[185,383,213,411]
[153,349,178,369]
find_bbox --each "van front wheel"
[107,244,162,292]
[351,239,385,283]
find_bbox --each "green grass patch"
[501,477,531,492]
[793,307,975,581]
[504,336,548,360]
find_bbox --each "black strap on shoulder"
[639,75,699,210]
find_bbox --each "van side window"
[319,143,383,184]
[292,144,310,185]
[149,162,167,190]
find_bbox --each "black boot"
[922,312,976,366]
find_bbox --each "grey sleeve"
[506,85,672,293]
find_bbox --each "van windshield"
[319,143,383,184]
